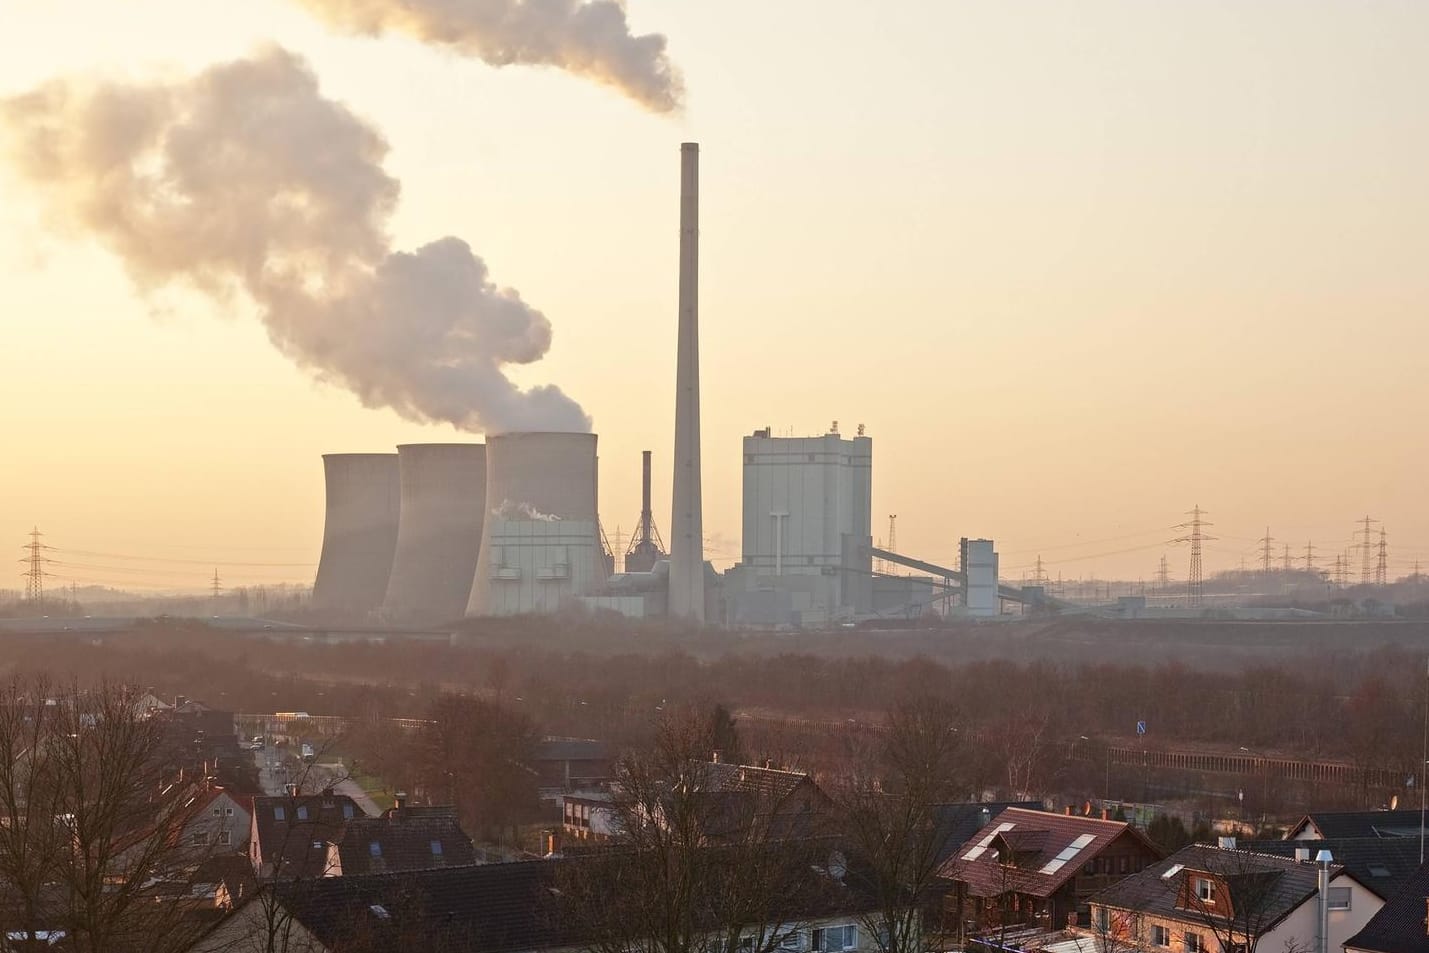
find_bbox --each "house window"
[1327,887,1351,911]
[431,840,444,856]
[225,807,234,817]
[273,806,285,821]
[1151,926,1170,947]
[296,806,309,821]
[1185,933,1203,953]
[1093,908,1108,931]
[343,804,354,819]
[212,807,221,817]
[369,842,382,857]
[778,932,804,952]
[1194,877,1215,903]
[219,831,232,846]
[1119,856,1131,874]
[813,926,857,952]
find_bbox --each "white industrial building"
[725,427,873,626]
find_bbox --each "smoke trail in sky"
[0,47,591,434]
[291,0,683,112]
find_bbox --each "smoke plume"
[0,47,590,435]
[291,0,682,113]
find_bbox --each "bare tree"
[0,678,211,953]
[563,708,830,953]
[832,698,968,953]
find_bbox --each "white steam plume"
[0,47,590,435]
[291,0,683,113]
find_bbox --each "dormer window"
[369,841,382,857]
[343,804,354,819]
[1195,877,1215,903]
[296,806,309,821]
[273,807,286,821]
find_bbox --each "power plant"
[381,443,486,623]
[306,143,1032,627]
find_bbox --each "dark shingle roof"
[940,807,1159,900]
[1289,810,1429,841]
[252,793,362,878]
[1093,844,1347,932]
[1346,862,1429,953]
[271,856,877,953]
[1244,837,1422,900]
[705,762,814,802]
[338,809,477,875]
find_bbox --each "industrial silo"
[381,443,486,623]
[311,453,400,614]
[466,432,603,616]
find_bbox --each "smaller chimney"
[544,829,560,857]
[1101,808,1110,820]
[394,791,408,812]
[1218,836,1237,850]
[711,751,720,764]
[1065,806,1073,816]
[1296,848,1311,863]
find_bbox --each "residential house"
[249,792,363,880]
[180,787,254,854]
[702,759,831,840]
[1286,811,1427,842]
[336,804,477,875]
[1242,838,1423,902]
[562,791,618,843]
[931,802,1045,866]
[1088,842,1381,953]
[940,807,1163,937]
[192,857,883,953]
[1345,862,1429,953]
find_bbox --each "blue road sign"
[1136,721,1147,735]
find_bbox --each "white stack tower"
[669,142,706,621]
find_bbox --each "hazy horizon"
[3,0,1427,591]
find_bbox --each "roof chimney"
[711,751,720,764]
[1296,848,1311,863]
[393,791,408,813]
[1218,836,1238,850]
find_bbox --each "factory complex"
[311,144,1026,629]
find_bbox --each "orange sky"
[1,0,1426,592]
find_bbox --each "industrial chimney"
[381,443,486,623]
[312,453,400,614]
[623,450,666,573]
[669,142,705,621]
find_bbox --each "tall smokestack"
[640,450,654,547]
[669,142,705,621]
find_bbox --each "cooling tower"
[466,432,601,616]
[311,453,400,614]
[381,443,487,623]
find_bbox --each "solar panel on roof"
[1161,864,1185,880]
[962,823,1016,861]
[1039,833,1099,873]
